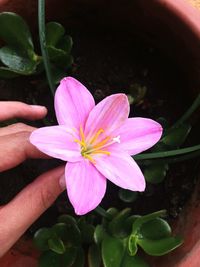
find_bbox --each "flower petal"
[66,160,107,215]
[85,94,129,141]
[116,118,163,155]
[94,150,145,192]
[30,126,82,162]
[55,77,95,129]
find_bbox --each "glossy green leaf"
[33,227,53,251]
[118,189,138,203]
[102,207,119,227]
[162,124,191,147]
[122,252,149,267]
[58,35,73,54]
[124,215,141,236]
[102,235,125,267]
[131,210,167,236]
[39,251,61,267]
[52,222,81,246]
[138,236,183,256]
[61,247,77,267]
[108,208,131,238]
[47,45,73,69]
[72,247,85,267]
[57,214,77,225]
[144,163,168,184]
[48,236,66,254]
[140,218,171,240]
[0,46,37,74]
[46,22,65,46]
[94,225,107,244]
[128,235,138,256]
[88,244,101,267]
[0,12,34,52]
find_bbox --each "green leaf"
[57,214,77,225]
[33,227,53,251]
[52,222,81,246]
[88,244,101,267]
[138,236,183,256]
[58,35,73,54]
[124,215,141,236]
[108,208,132,238]
[0,66,19,78]
[72,247,85,267]
[39,251,61,267]
[131,210,167,236]
[118,189,138,203]
[94,225,107,244]
[128,235,138,256]
[102,235,125,267]
[80,223,95,244]
[61,247,77,267]
[139,218,171,240]
[47,45,73,69]
[122,253,149,267]
[144,163,168,184]
[0,12,34,52]
[48,236,66,254]
[0,46,37,74]
[162,124,191,147]
[46,22,65,46]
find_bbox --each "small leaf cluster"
[143,119,191,184]
[94,208,183,267]
[0,12,73,82]
[34,209,183,267]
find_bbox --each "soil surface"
[0,28,199,233]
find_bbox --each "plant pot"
[0,0,200,266]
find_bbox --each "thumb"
[0,165,66,257]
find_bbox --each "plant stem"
[172,93,200,128]
[95,206,111,220]
[38,0,55,96]
[134,144,200,160]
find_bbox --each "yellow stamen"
[90,129,104,144]
[92,150,111,155]
[84,154,96,164]
[80,126,85,142]
[93,136,111,149]
[74,138,87,149]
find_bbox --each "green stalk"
[172,93,200,128]
[134,144,200,160]
[38,0,55,96]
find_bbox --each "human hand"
[0,102,65,256]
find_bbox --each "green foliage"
[118,189,138,203]
[34,208,183,267]
[0,12,73,80]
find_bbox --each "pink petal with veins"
[30,125,82,162]
[66,160,107,215]
[55,77,95,129]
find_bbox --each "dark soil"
[0,28,199,232]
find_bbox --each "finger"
[0,123,35,137]
[0,101,47,121]
[0,165,66,257]
[0,131,49,172]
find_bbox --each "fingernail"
[59,174,66,190]
[30,105,47,112]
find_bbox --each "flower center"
[74,126,120,164]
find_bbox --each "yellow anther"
[74,138,87,149]
[90,129,104,144]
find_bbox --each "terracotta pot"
[0,0,200,266]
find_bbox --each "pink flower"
[30,77,162,215]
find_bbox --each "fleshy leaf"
[144,163,169,184]
[102,235,125,267]
[46,22,65,46]
[122,252,149,267]
[88,244,101,267]
[128,235,138,256]
[34,228,53,251]
[72,247,85,267]
[61,247,77,267]
[118,189,138,203]
[48,236,66,254]
[39,251,61,267]
[137,236,183,256]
